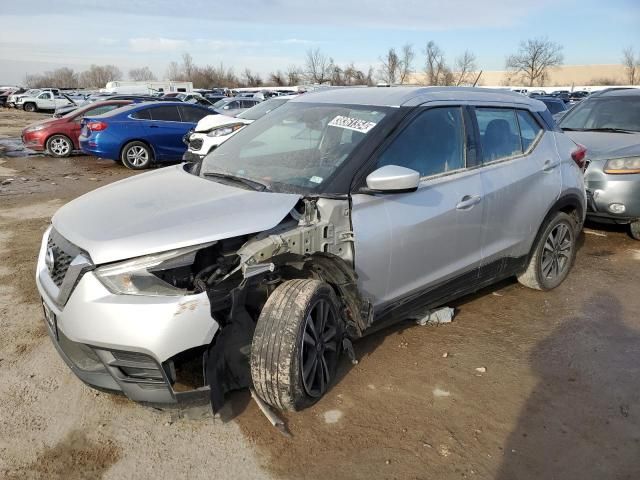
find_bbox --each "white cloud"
[128,37,189,53]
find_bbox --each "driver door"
[351,106,485,310]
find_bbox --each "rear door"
[145,105,187,160]
[352,105,485,309]
[474,106,561,269]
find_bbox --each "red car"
[21,100,131,157]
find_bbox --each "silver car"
[560,88,640,239]
[36,87,586,412]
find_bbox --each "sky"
[0,0,638,84]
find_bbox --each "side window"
[377,107,466,177]
[179,106,209,123]
[227,101,239,109]
[39,92,52,100]
[131,108,151,120]
[475,108,522,162]
[516,110,543,151]
[149,106,181,121]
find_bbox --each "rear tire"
[250,279,342,411]
[23,103,37,113]
[46,135,73,158]
[630,221,640,241]
[518,211,577,291]
[121,141,152,169]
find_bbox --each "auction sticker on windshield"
[328,115,377,133]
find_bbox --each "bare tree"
[166,61,181,81]
[399,43,415,84]
[454,50,477,86]
[268,70,287,86]
[286,65,302,86]
[424,41,451,85]
[379,48,401,84]
[129,67,156,81]
[181,53,195,80]
[79,65,122,88]
[304,48,333,84]
[243,69,263,87]
[505,37,564,87]
[622,47,638,85]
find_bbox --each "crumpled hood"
[565,131,640,162]
[194,114,251,133]
[52,165,300,265]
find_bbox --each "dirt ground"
[1,108,639,480]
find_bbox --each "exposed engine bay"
[156,196,371,412]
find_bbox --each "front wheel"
[46,135,73,158]
[250,279,342,411]
[630,221,640,241]
[121,141,152,169]
[23,103,37,113]
[518,211,577,290]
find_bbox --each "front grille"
[189,138,204,151]
[47,236,73,287]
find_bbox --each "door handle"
[543,160,559,172]
[149,125,160,128]
[456,195,482,210]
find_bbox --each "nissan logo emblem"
[45,247,56,274]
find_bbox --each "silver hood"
[52,165,300,265]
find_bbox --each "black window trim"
[469,105,545,167]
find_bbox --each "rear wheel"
[121,141,152,169]
[23,103,37,113]
[518,211,577,290]
[251,279,342,411]
[46,135,73,158]
[630,221,640,241]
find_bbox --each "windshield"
[560,96,640,132]
[236,98,289,120]
[201,102,389,193]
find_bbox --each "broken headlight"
[95,244,209,296]
[604,157,640,174]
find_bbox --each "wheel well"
[119,139,155,161]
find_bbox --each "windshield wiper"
[562,127,637,134]
[203,171,270,191]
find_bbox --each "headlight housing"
[25,125,46,133]
[604,157,640,174]
[206,124,244,137]
[95,244,210,296]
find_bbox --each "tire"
[251,279,342,411]
[518,211,578,291]
[630,221,640,241]
[120,141,153,169]
[23,103,37,113]
[46,135,73,158]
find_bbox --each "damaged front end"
[176,196,372,412]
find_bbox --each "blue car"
[79,102,214,169]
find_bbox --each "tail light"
[571,144,587,170]
[87,121,108,131]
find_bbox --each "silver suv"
[36,87,586,412]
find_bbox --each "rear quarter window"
[131,108,151,120]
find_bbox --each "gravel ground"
[1,108,639,480]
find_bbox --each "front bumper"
[22,131,46,151]
[585,166,640,223]
[36,227,220,404]
[182,150,205,162]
